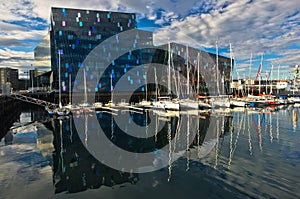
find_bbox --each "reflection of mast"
[228,125,233,168]
[70,115,73,143]
[293,109,297,133]
[248,110,253,156]
[228,113,243,168]
[269,113,273,143]
[186,114,190,171]
[111,113,114,139]
[258,114,263,151]
[197,116,201,159]
[85,113,88,146]
[59,120,64,172]
[168,120,172,182]
[214,118,220,169]
[155,113,158,142]
[154,67,158,100]
[276,111,279,141]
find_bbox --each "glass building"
[49,7,154,93]
[34,7,232,98]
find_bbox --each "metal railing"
[8,93,57,109]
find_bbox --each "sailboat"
[179,45,200,110]
[78,68,90,108]
[137,71,153,108]
[210,41,230,108]
[152,40,180,111]
[55,50,70,116]
[65,73,78,110]
[229,43,246,108]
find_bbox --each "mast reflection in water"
[50,109,230,194]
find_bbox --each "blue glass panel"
[59,31,62,36]
[124,68,127,73]
[79,21,83,27]
[65,63,69,68]
[127,76,130,81]
[141,87,145,92]
[72,44,75,49]
[65,72,68,78]
[75,39,79,45]
[95,87,98,92]
[107,13,111,19]
[69,68,72,72]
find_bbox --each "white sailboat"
[229,43,246,108]
[179,45,199,110]
[210,41,230,108]
[137,71,153,108]
[55,50,70,116]
[152,40,179,111]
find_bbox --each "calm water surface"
[0,105,299,199]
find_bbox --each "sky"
[0,0,299,79]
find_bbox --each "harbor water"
[0,105,299,199]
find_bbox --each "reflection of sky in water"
[0,107,299,198]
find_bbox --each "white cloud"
[153,0,300,68]
[0,0,299,76]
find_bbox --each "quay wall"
[0,96,22,139]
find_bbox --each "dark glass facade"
[34,7,231,97]
[50,7,153,92]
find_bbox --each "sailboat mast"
[83,68,87,103]
[145,71,148,101]
[58,51,62,108]
[270,64,274,94]
[258,54,264,95]
[168,39,172,98]
[277,63,280,94]
[69,73,71,105]
[248,52,253,95]
[154,67,158,100]
[110,73,113,103]
[197,52,200,94]
[230,43,233,95]
[216,40,220,95]
[186,45,190,97]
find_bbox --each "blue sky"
[0,0,299,79]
